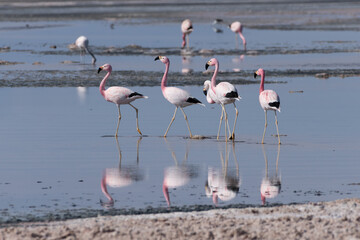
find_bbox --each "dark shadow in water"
[260,144,281,205]
[162,138,199,207]
[100,137,144,208]
[205,141,240,206]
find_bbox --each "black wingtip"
[154,56,160,61]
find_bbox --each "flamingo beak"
[154,56,160,61]
[97,67,103,74]
[254,72,258,78]
[205,63,210,70]
[203,89,207,96]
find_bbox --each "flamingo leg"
[217,107,224,140]
[115,104,121,138]
[275,111,281,145]
[262,110,267,144]
[186,34,190,50]
[128,103,142,136]
[222,104,229,141]
[164,107,178,137]
[229,102,239,140]
[180,107,193,138]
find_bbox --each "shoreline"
[1,198,359,239]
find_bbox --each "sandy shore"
[0,198,359,239]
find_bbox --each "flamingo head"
[98,63,112,74]
[205,58,218,70]
[154,56,169,64]
[254,68,265,78]
[203,80,211,96]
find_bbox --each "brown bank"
[1,198,359,239]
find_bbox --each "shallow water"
[0,75,360,222]
[0,1,360,223]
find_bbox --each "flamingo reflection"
[181,56,193,75]
[100,138,144,208]
[260,145,281,205]
[162,139,198,206]
[205,142,240,205]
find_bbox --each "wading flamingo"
[75,36,96,64]
[181,19,193,49]
[98,64,148,137]
[205,58,241,140]
[155,56,203,138]
[254,68,281,144]
[229,21,246,50]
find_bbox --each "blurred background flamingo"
[181,19,193,49]
[75,35,97,64]
[229,21,246,50]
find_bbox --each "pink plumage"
[205,58,241,140]
[254,68,281,144]
[155,56,203,138]
[229,21,246,50]
[181,19,193,49]
[98,63,148,137]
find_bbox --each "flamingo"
[98,64,148,137]
[75,36,96,64]
[229,21,246,50]
[155,56,204,138]
[254,68,281,144]
[205,58,241,140]
[181,19,193,49]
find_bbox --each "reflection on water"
[162,139,199,207]
[100,138,144,208]
[205,142,240,206]
[181,55,193,74]
[260,145,281,205]
[76,86,88,104]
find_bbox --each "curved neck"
[211,61,219,94]
[99,71,111,98]
[238,32,246,49]
[259,72,265,94]
[161,61,170,92]
[101,176,113,203]
[163,180,170,206]
[182,33,186,48]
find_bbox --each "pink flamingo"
[155,56,204,138]
[205,58,241,140]
[254,68,281,144]
[181,19,193,49]
[98,64,148,137]
[75,36,96,64]
[229,21,246,50]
